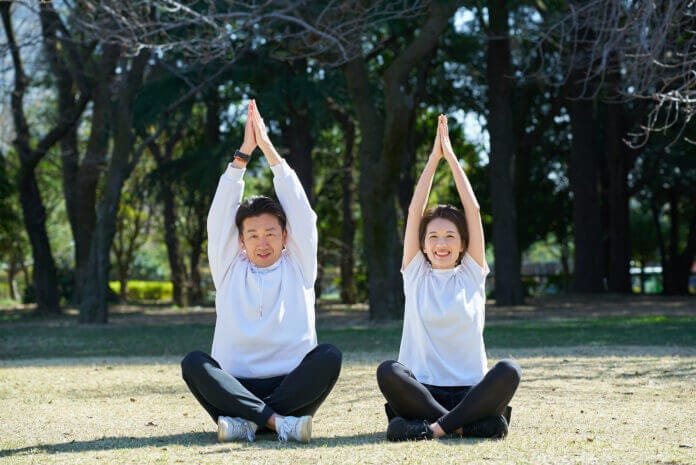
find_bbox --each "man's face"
[240,213,287,268]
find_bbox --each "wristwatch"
[234,149,251,162]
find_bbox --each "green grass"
[1,315,693,360]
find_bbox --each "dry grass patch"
[1,348,694,465]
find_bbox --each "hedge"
[108,280,173,302]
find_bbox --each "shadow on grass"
[0,431,389,457]
[0,432,213,457]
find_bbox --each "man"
[181,100,342,443]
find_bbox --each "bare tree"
[544,0,696,146]
[64,0,429,66]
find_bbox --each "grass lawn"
[1,304,694,464]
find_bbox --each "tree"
[636,135,696,295]
[485,0,524,304]
[1,2,89,314]
[111,162,154,302]
[545,0,696,146]
[343,1,462,318]
[72,1,429,67]
[327,97,359,304]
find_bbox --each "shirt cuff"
[222,163,246,181]
[270,159,292,178]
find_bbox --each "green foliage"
[108,281,174,302]
[0,152,30,293]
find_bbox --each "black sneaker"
[386,417,434,442]
[460,415,509,439]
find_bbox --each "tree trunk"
[119,268,128,302]
[81,133,136,323]
[79,51,149,323]
[8,251,19,300]
[281,77,317,293]
[397,56,431,223]
[283,66,316,205]
[162,184,188,306]
[486,0,523,305]
[329,101,358,304]
[344,58,402,319]
[2,4,61,314]
[605,99,633,293]
[40,3,111,305]
[81,180,122,323]
[568,83,604,292]
[188,218,205,304]
[17,167,61,313]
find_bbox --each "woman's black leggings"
[376,359,521,434]
[181,344,342,428]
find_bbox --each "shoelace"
[229,420,254,441]
[278,418,301,441]
[278,419,291,441]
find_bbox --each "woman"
[377,115,521,441]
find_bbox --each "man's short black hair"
[235,195,287,233]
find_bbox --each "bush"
[108,281,173,302]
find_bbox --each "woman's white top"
[398,250,489,386]
[207,161,318,379]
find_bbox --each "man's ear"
[239,233,245,248]
[282,229,288,246]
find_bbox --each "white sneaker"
[276,415,312,443]
[217,416,258,442]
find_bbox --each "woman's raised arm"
[439,115,486,269]
[403,120,443,269]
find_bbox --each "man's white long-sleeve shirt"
[207,160,318,379]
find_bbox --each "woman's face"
[422,217,464,269]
